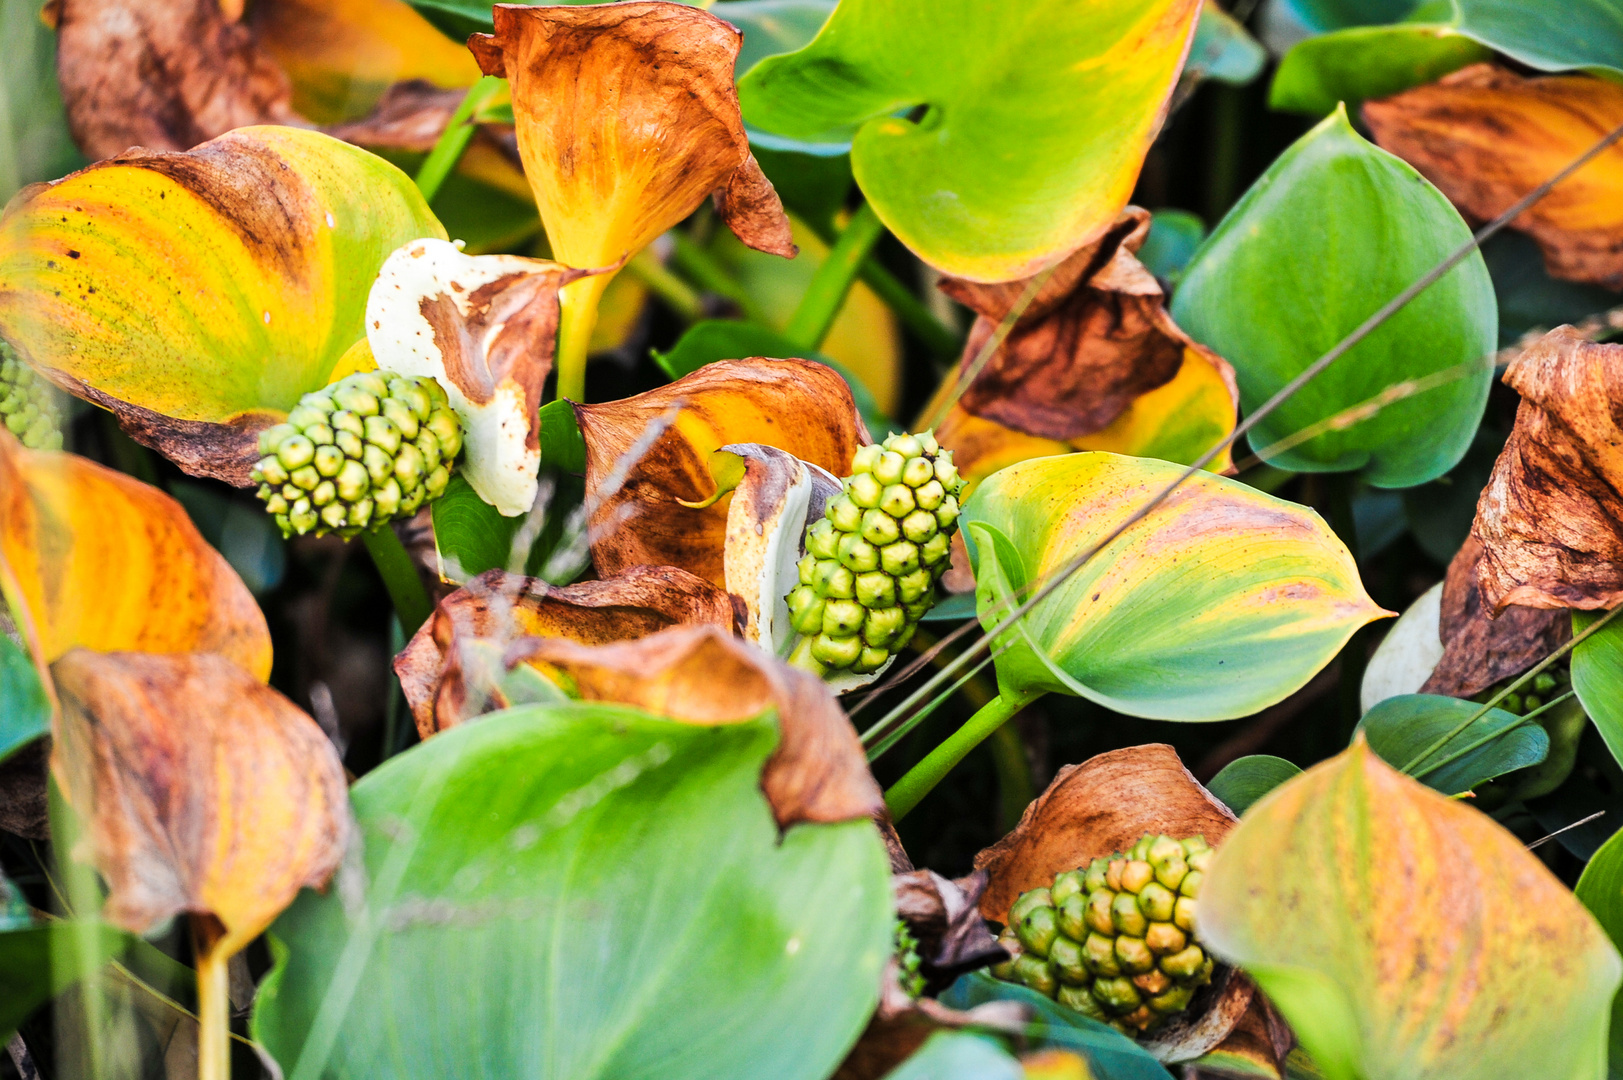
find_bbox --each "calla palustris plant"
[1200,738,1622,1080]
[738,0,1202,282]
[0,431,346,1080]
[468,1,797,401]
[1366,65,1623,290]
[0,125,444,485]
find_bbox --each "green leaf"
[1136,210,1207,284]
[653,320,892,433]
[1576,825,1623,1078]
[962,453,1384,721]
[1269,25,1490,116]
[738,0,1202,281]
[0,921,131,1038]
[1485,231,1621,349]
[1171,107,1496,488]
[430,468,586,585]
[1189,5,1268,87]
[0,631,49,765]
[881,1032,1022,1080]
[1206,755,1303,815]
[1573,610,1623,773]
[939,973,1173,1080]
[1279,0,1421,32]
[1454,0,1623,75]
[1358,693,1548,795]
[253,702,891,1080]
[1201,739,1622,1080]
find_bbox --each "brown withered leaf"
[508,625,883,829]
[1365,65,1623,289]
[468,1,795,269]
[1421,535,1569,697]
[395,565,740,738]
[1473,326,1623,612]
[53,0,297,161]
[51,650,347,955]
[974,743,1250,1064]
[939,207,1236,442]
[893,869,1007,992]
[575,358,868,588]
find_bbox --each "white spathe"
[1359,581,1445,714]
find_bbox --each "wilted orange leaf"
[1472,326,1623,613]
[1199,738,1622,1080]
[395,566,741,737]
[938,209,1237,448]
[1365,64,1623,289]
[508,624,883,828]
[469,1,795,274]
[0,432,270,680]
[575,358,868,588]
[51,649,347,957]
[973,744,1250,1061]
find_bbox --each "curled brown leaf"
[575,358,868,588]
[395,566,741,738]
[1365,64,1623,289]
[938,207,1237,443]
[1421,536,1569,697]
[51,650,347,956]
[973,743,1250,1063]
[507,624,883,829]
[893,869,1006,991]
[1472,326,1623,612]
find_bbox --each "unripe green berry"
[290,465,321,491]
[813,561,855,599]
[898,569,933,605]
[851,444,883,474]
[901,509,937,544]
[1013,954,1057,997]
[873,451,906,485]
[886,433,923,458]
[860,508,900,546]
[829,495,862,533]
[902,456,934,487]
[881,541,920,576]
[837,533,879,572]
[848,472,883,508]
[855,571,897,609]
[863,607,906,647]
[811,633,862,668]
[914,479,946,510]
[854,646,890,674]
[880,484,916,518]
[382,397,420,439]
[920,532,951,568]
[278,434,316,470]
[822,599,865,636]
[314,444,344,478]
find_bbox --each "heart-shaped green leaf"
[1572,610,1623,772]
[253,702,891,1080]
[961,452,1385,720]
[0,126,445,484]
[0,632,49,765]
[1172,107,1496,488]
[738,0,1202,282]
[1206,755,1303,816]
[1576,824,1623,1077]
[1201,739,1622,1080]
[1358,693,1547,795]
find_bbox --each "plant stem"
[192,919,231,1080]
[885,689,1040,821]
[361,526,432,635]
[669,233,764,321]
[785,202,886,351]
[413,76,505,204]
[803,219,962,359]
[623,249,703,323]
[555,273,612,403]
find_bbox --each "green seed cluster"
[992,834,1215,1036]
[0,341,63,450]
[786,431,966,676]
[251,371,461,539]
[1473,666,1569,716]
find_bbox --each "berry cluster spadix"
[251,372,462,539]
[0,342,63,450]
[785,431,966,675]
[992,834,1215,1035]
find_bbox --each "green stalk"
[669,233,764,321]
[50,779,108,1080]
[413,76,505,205]
[803,219,961,359]
[885,689,1041,821]
[555,273,613,403]
[361,526,432,635]
[624,249,703,323]
[785,202,887,351]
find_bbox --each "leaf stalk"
[360,526,433,635]
[885,689,1040,821]
[785,202,887,351]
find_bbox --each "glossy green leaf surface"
[1359,693,1547,795]
[881,1032,1021,1080]
[1172,108,1496,488]
[0,631,48,765]
[254,702,891,1080]
[940,973,1173,1079]
[739,0,1202,281]
[1206,755,1303,815]
[1202,739,1621,1080]
[1576,825,1623,1078]
[431,467,587,585]
[1269,25,1489,116]
[962,452,1384,721]
[1280,0,1421,32]
[1455,0,1623,74]
[1573,610,1623,773]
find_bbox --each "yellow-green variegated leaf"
[962,453,1385,720]
[0,126,444,485]
[1201,739,1621,1080]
